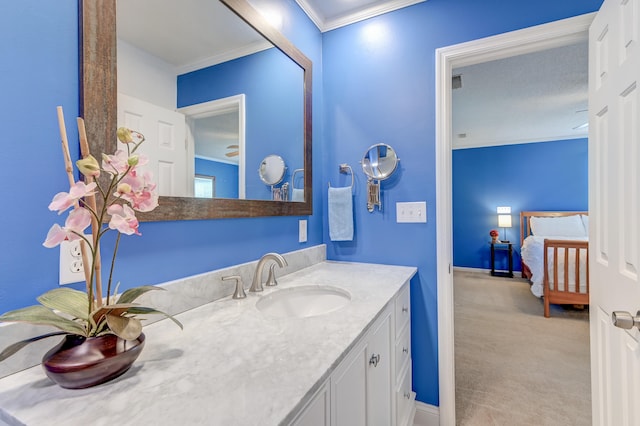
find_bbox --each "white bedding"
[521,235,589,297]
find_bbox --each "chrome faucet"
[250,253,288,292]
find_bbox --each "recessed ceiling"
[452,40,589,150]
[295,0,427,32]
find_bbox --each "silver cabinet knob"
[612,311,640,330]
[369,353,380,367]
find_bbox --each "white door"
[589,0,640,424]
[118,93,190,197]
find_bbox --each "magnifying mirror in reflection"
[361,143,399,212]
[259,155,288,200]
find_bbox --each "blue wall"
[453,138,588,272]
[322,0,601,406]
[195,158,239,199]
[178,47,304,200]
[0,0,324,315]
[1,0,603,411]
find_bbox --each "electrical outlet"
[59,238,88,285]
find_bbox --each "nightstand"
[490,241,514,278]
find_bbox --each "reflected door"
[118,93,190,197]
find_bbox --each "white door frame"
[435,13,595,424]
[179,94,247,199]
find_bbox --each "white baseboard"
[413,401,439,426]
[452,266,489,273]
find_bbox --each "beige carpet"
[454,270,591,426]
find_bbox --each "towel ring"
[328,163,354,190]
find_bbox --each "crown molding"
[295,0,427,32]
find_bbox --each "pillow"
[581,214,589,235]
[530,215,587,237]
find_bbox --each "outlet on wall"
[59,238,88,285]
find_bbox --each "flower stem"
[107,233,121,305]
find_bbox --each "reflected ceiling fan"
[225,144,239,157]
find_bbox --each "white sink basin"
[256,285,351,318]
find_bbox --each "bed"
[520,211,589,317]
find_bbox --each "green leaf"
[116,285,164,304]
[105,314,142,340]
[0,331,69,362]
[0,305,86,335]
[126,306,183,330]
[36,288,89,320]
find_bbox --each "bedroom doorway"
[434,13,595,425]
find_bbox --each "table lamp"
[497,206,512,242]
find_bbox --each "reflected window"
[194,175,215,198]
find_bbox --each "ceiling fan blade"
[226,151,239,157]
[226,144,239,149]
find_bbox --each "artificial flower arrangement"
[489,229,499,240]
[0,107,182,363]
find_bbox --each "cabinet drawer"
[395,365,416,426]
[394,283,411,336]
[395,325,411,380]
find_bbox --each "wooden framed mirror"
[79,0,312,221]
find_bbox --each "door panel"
[589,0,640,424]
[118,93,189,197]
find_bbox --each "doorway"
[434,13,596,425]
[178,94,247,199]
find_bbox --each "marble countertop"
[0,261,416,426]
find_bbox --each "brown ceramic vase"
[41,333,145,389]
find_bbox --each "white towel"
[329,186,353,241]
[291,188,304,202]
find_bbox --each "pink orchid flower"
[107,204,141,235]
[117,170,158,212]
[102,151,150,176]
[48,182,97,214]
[101,150,130,175]
[43,208,92,248]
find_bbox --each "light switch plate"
[396,202,427,223]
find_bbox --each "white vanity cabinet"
[394,283,416,426]
[291,380,331,426]
[290,281,413,426]
[332,304,393,426]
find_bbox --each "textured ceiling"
[452,41,589,150]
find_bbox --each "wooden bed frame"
[520,211,589,317]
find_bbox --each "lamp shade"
[498,214,512,228]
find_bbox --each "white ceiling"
[452,40,589,149]
[118,0,589,155]
[295,0,426,32]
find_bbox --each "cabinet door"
[291,380,330,426]
[366,310,392,426]
[332,340,367,426]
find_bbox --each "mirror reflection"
[259,155,287,186]
[362,143,399,180]
[116,0,304,202]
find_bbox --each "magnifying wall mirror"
[80,0,312,221]
[361,143,399,212]
[259,155,287,185]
